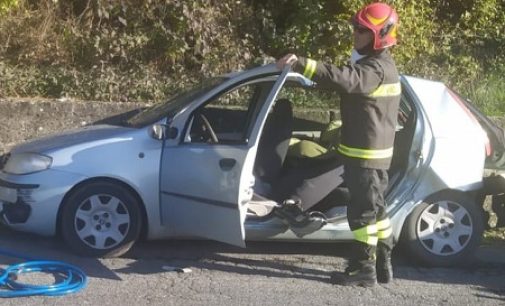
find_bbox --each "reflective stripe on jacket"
[293,50,401,169]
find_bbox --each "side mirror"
[149,124,178,140]
[149,124,165,140]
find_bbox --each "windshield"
[126,77,228,127]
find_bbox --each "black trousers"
[271,157,344,211]
[344,164,393,260]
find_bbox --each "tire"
[401,190,484,267]
[60,181,142,258]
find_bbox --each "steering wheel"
[197,113,218,143]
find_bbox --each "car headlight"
[3,153,53,175]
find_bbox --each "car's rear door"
[159,67,290,247]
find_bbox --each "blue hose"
[0,247,87,298]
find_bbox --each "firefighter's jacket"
[292,50,401,169]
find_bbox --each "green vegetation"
[0,0,503,111]
[0,0,17,13]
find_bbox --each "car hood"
[11,124,136,154]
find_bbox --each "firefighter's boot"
[331,243,377,287]
[330,259,377,287]
[376,242,393,283]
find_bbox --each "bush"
[0,0,259,101]
[0,0,503,114]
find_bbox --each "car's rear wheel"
[401,190,484,266]
[60,181,142,257]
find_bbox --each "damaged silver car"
[1,64,504,266]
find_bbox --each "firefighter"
[276,2,400,286]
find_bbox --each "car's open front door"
[159,66,290,247]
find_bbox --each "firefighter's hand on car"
[276,54,298,70]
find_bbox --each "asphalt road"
[0,228,504,305]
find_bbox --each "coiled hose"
[0,247,87,298]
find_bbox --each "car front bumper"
[0,169,88,236]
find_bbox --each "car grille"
[0,153,10,170]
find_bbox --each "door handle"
[219,158,236,171]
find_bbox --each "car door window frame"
[181,78,276,146]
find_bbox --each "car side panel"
[47,128,166,239]
[403,76,486,192]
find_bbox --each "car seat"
[254,98,294,185]
[251,99,347,218]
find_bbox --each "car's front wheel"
[60,181,142,257]
[401,190,484,266]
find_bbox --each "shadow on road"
[0,227,121,281]
[116,239,353,283]
[123,238,505,300]
[0,226,504,301]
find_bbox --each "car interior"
[248,88,417,223]
[185,78,416,224]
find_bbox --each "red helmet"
[352,2,399,50]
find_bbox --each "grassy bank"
[0,1,503,110]
[466,70,505,116]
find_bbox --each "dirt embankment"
[0,98,144,155]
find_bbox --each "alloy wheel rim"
[416,200,473,256]
[74,194,131,250]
